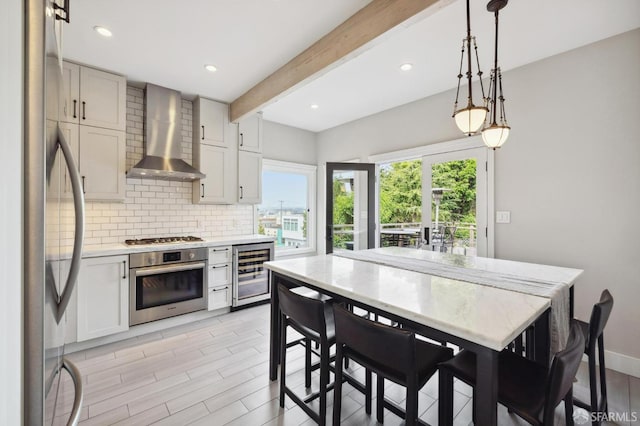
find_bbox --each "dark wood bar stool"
[332,304,453,426]
[277,284,335,425]
[574,289,614,425]
[438,321,585,426]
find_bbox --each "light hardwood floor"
[53,304,639,425]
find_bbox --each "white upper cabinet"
[193,144,236,204]
[238,150,262,204]
[60,61,127,131]
[238,113,263,153]
[194,97,229,148]
[79,126,126,201]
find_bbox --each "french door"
[325,163,375,254]
[421,147,489,257]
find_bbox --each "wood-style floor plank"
[65,304,636,426]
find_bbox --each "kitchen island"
[265,249,583,426]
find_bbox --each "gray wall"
[0,0,22,423]
[317,29,640,362]
[262,120,317,165]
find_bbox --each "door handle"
[56,126,85,323]
[122,260,126,279]
[81,101,86,120]
[53,0,70,23]
[327,226,333,241]
[81,176,86,194]
[240,132,244,147]
[239,186,244,199]
[201,125,205,140]
[73,99,77,118]
[62,358,83,426]
[201,183,205,198]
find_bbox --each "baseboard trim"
[584,350,640,378]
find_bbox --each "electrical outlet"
[496,211,511,224]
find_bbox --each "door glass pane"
[430,159,477,255]
[257,170,309,251]
[331,170,370,252]
[379,159,422,248]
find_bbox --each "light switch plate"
[496,211,511,224]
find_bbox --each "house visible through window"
[257,160,316,255]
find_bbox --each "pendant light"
[482,0,510,149]
[453,0,488,136]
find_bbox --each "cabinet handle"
[212,286,229,292]
[53,0,70,23]
[201,183,205,198]
[211,264,229,269]
[239,133,244,147]
[239,186,244,199]
[73,99,77,118]
[122,260,126,279]
[81,101,86,120]
[81,176,86,194]
[212,248,229,252]
[201,125,205,140]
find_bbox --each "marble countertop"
[265,254,551,351]
[74,234,275,259]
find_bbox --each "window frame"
[258,159,317,257]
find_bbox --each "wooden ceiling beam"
[229,0,452,123]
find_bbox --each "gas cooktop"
[124,236,204,246]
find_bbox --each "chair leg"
[305,338,312,388]
[319,342,329,426]
[438,368,454,426]
[598,336,608,412]
[405,377,418,426]
[333,345,344,426]
[365,368,372,415]
[565,387,575,426]
[587,345,599,425]
[377,376,385,423]
[279,317,287,408]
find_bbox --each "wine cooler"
[232,242,274,308]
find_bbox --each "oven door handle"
[134,262,206,277]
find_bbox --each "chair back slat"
[589,289,614,345]
[333,304,414,374]
[277,284,326,335]
[544,321,585,412]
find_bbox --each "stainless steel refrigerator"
[25,0,85,424]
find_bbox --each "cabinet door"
[60,62,80,124]
[209,263,231,287]
[196,98,228,147]
[194,145,235,204]
[77,255,129,342]
[58,122,80,197]
[79,66,127,131]
[238,151,262,204]
[79,126,126,201]
[238,113,262,153]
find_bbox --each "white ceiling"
[64,0,640,133]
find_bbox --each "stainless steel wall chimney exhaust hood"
[127,83,205,181]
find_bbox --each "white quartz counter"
[75,235,275,259]
[265,254,551,352]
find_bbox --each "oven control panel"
[130,247,208,269]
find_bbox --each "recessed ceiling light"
[94,26,113,37]
[310,104,319,109]
[204,64,217,73]
[400,63,413,71]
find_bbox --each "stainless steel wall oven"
[129,247,207,325]
[233,242,274,308]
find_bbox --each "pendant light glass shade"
[452,0,487,136]
[481,124,510,148]
[454,105,488,134]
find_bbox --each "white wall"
[317,29,640,368]
[0,0,23,423]
[262,120,317,165]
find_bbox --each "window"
[257,159,316,256]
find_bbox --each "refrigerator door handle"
[62,358,84,426]
[56,126,85,323]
